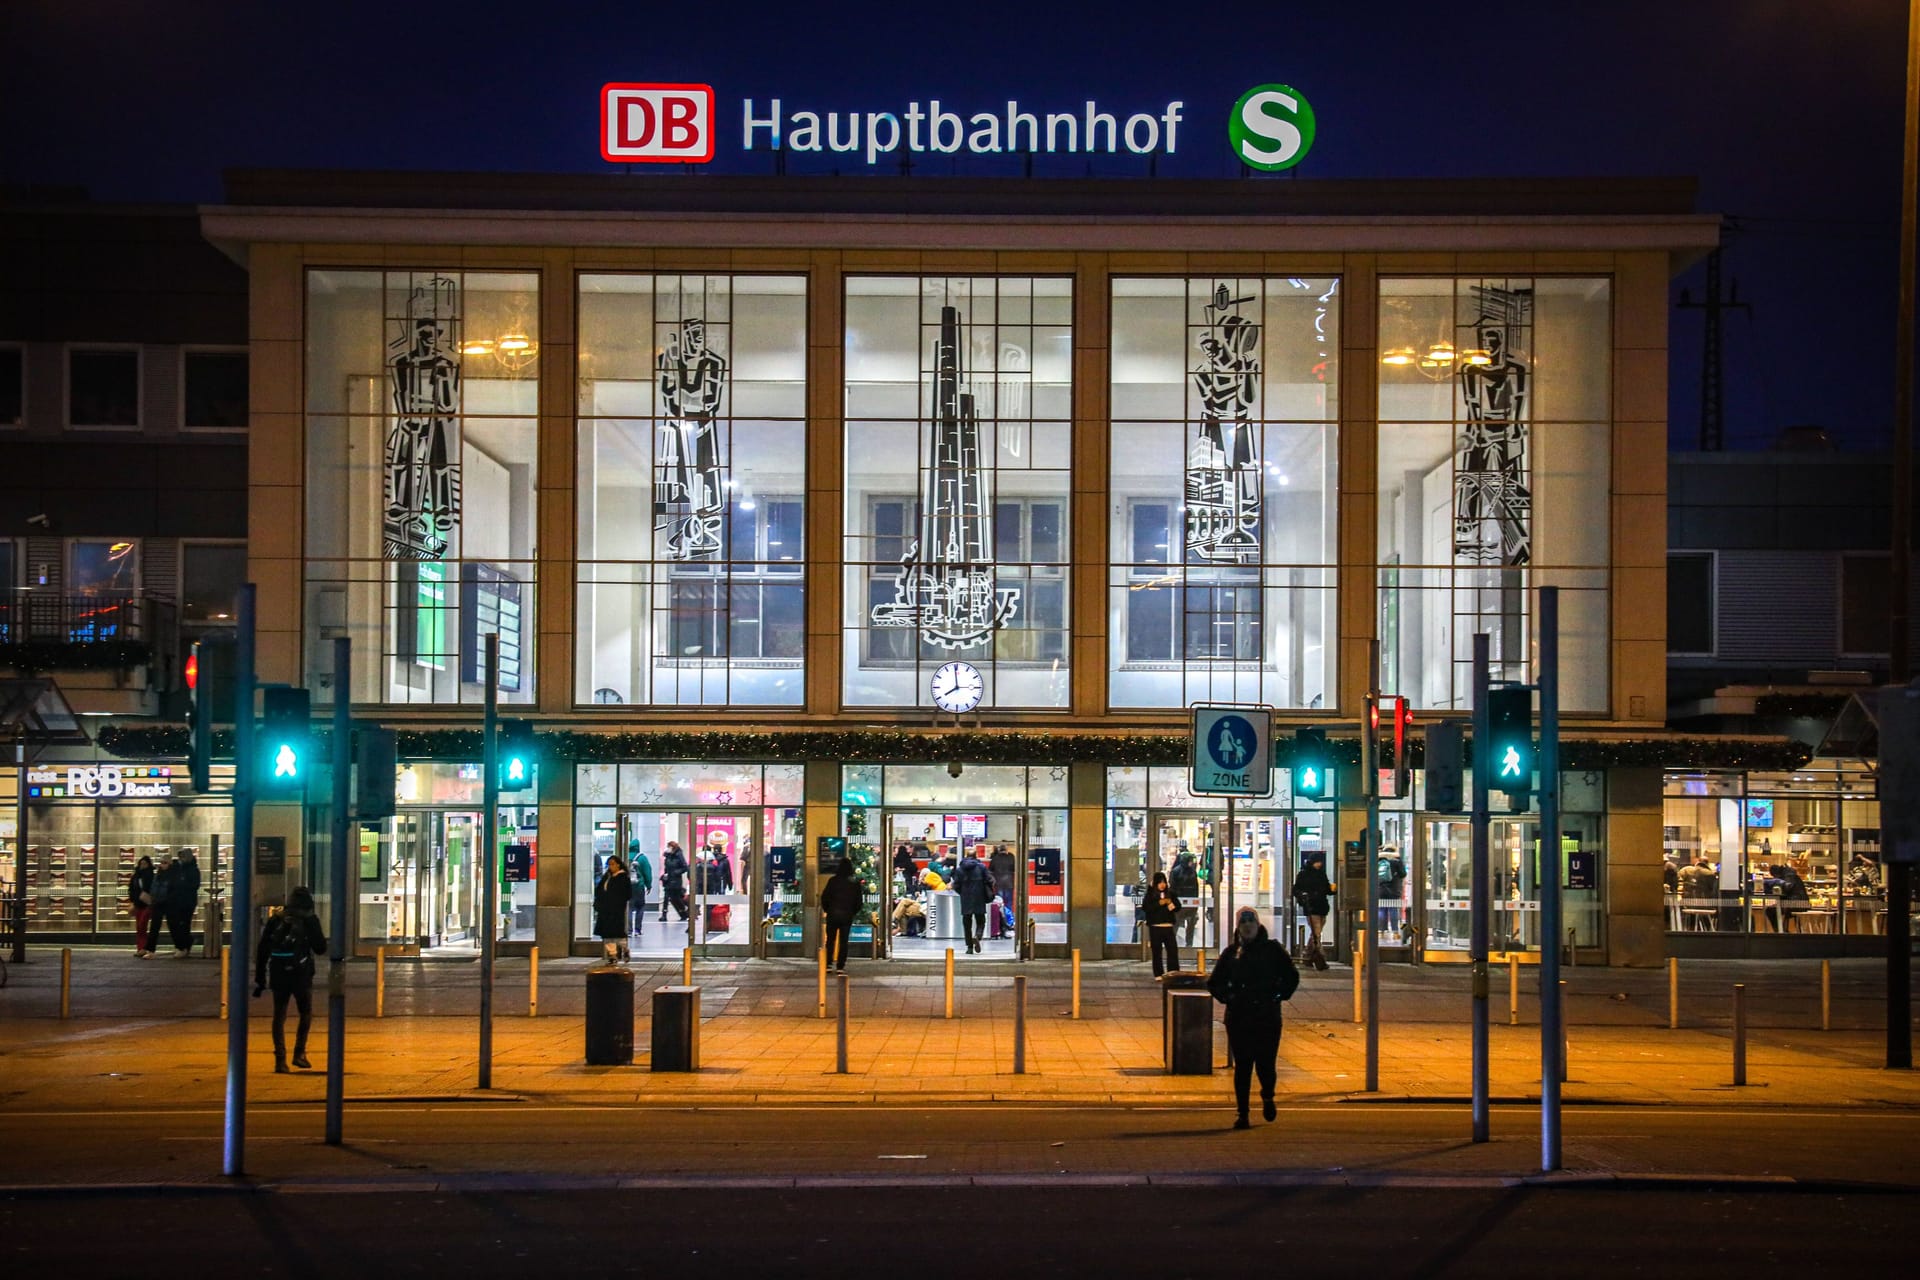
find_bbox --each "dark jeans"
[1176,905,1199,947]
[824,918,852,970]
[629,895,648,932]
[1149,926,1180,976]
[1226,1016,1281,1116]
[166,908,194,952]
[271,981,313,1061]
[963,909,986,950]
[661,888,689,921]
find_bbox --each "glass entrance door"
[1423,816,1541,956]
[617,810,756,959]
[882,810,1023,962]
[1153,816,1222,954]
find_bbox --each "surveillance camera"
[947,760,963,779]
[26,514,49,526]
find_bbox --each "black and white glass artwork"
[654,312,729,561]
[1453,284,1532,567]
[383,275,462,561]
[1184,284,1263,564]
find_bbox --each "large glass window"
[180,542,245,627]
[304,269,539,705]
[1377,278,1611,712]
[577,274,805,706]
[844,276,1072,709]
[1110,277,1339,708]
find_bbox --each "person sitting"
[891,896,927,937]
[920,864,947,893]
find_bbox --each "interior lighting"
[459,338,496,357]
[1381,346,1417,366]
[497,333,533,352]
[1460,348,1493,366]
[1423,341,1456,364]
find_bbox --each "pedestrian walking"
[1207,907,1300,1130]
[627,841,654,935]
[1170,848,1202,947]
[164,848,201,958]
[1291,852,1334,971]
[128,855,157,957]
[150,854,178,954]
[252,887,327,1073]
[952,850,995,954]
[594,855,633,963]
[820,856,863,972]
[659,841,691,922]
[1142,870,1181,976]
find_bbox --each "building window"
[304,269,540,705]
[69,539,140,593]
[1376,277,1612,713]
[67,347,140,428]
[182,350,249,430]
[0,346,22,427]
[1841,553,1891,655]
[1108,277,1339,709]
[576,273,806,707]
[181,542,246,626]
[1667,552,1715,655]
[844,276,1073,710]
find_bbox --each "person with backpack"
[952,850,995,954]
[594,855,633,963]
[819,856,864,972]
[165,848,202,958]
[128,855,157,957]
[1207,906,1300,1129]
[252,886,327,1073]
[1170,848,1202,947]
[626,841,654,936]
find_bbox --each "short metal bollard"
[651,985,701,1072]
[1509,954,1520,1027]
[528,945,539,1018]
[60,947,71,1019]
[1013,974,1028,1075]
[1820,959,1831,1032]
[1668,955,1679,1030]
[1165,987,1213,1075]
[1732,983,1747,1086]
[1071,948,1082,1019]
[835,973,850,1074]
[375,945,386,1019]
[584,965,634,1066]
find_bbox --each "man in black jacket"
[952,851,996,954]
[659,842,691,923]
[253,886,328,1073]
[1208,907,1300,1129]
[819,857,864,972]
[165,849,202,958]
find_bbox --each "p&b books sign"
[1189,705,1273,799]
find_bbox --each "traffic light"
[257,686,312,799]
[1425,720,1465,813]
[1290,727,1330,799]
[1486,685,1536,805]
[187,642,211,793]
[498,719,536,792]
[356,725,397,820]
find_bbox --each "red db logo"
[602,83,715,162]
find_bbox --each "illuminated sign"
[1228,83,1316,172]
[601,83,716,162]
[28,765,175,801]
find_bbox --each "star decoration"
[716,790,733,805]
[1049,766,1068,781]
[641,788,664,804]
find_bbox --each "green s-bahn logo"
[1229,83,1316,171]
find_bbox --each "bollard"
[1820,958,1831,1032]
[60,947,71,1019]
[681,946,692,988]
[836,972,850,1074]
[1558,979,1569,1083]
[817,945,827,1019]
[1353,933,1364,1025]
[529,946,539,1018]
[1013,974,1028,1075]
[375,945,386,1019]
[1196,944,1207,977]
[1732,983,1748,1086]
[1509,954,1520,1027]
[1071,948,1082,1019]
[220,948,230,1021]
[1668,955,1679,1030]
[945,947,955,1020]
[1567,927,1578,967]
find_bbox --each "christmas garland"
[0,640,154,673]
[99,722,1814,772]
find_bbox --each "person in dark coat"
[892,844,917,888]
[128,855,157,957]
[710,841,734,894]
[165,849,201,958]
[659,842,691,922]
[952,851,996,954]
[1291,853,1335,971]
[1170,849,1202,947]
[1142,870,1181,977]
[819,856,864,972]
[1208,907,1300,1129]
[252,886,327,1073]
[627,842,654,935]
[594,855,633,962]
[990,845,1016,904]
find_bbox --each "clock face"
[929,661,985,713]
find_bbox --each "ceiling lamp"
[459,337,496,357]
[1380,346,1417,366]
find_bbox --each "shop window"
[0,346,22,426]
[576,273,805,708]
[1667,552,1715,654]
[844,275,1073,710]
[67,346,140,428]
[1376,277,1612,712]
[304,268,540,705]
[180,543,245,626]
[182,350,249,430]
[1841,553,1891,655]
[1108,277,1339,709]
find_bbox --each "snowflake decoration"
[716,791,733,805]
[1049,766,1068,781]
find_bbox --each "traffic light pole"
[1470,632,1491,1143]
[1364,641,1381,1093]
[479,633,498,1090]
[325,637,350,1145]
[1538,586,1564,1172]
[223,584,256,1178]
[11,737,25,964]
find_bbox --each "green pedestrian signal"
[498,719,536,793]
[1486,686,1535,806]
[257,686,312,799]
[1290,727,1331,800]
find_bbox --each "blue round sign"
[1205,714,1259,772]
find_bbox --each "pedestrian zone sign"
[1189,704,1274,798]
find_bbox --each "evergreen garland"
[1,641,154,673]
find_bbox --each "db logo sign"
[601,83,715,162]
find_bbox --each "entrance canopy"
[0,677,91,758]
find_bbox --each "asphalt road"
[2,1185,1912,1278]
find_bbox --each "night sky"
[5,0,1909,451]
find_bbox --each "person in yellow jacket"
[919,865,947,892]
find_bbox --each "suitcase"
[989,905,1007,939]
[705,903,731,933]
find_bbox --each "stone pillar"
[802,759,840,955]
[1068,760,1106,957]
[1605,766,1665,966]
[535,762,574,958]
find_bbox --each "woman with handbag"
[129,856,157,957]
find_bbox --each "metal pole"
[1890,0,1918,685]
[220,947,229,1020]
[222,582,256,1178]
[945,946,955,1019]
[817,942,827,1018]
[681,946,692,987]
[1669,955,1680,1030]
[1364,640,1381,1092]
[1509,954,1520,1026]
[836,972,849,1074]
[11,738,25,964]
[529,945,538,1018]
[1732,983,1748,1086]
[1538,586,1563,1172]
[1821,958,1831,1032]
[374,945,385,1018]
[1013,973,1028,1075]
[1071,947,1082,1019]
[325,637,350,1146]
[1225,795,1236,946]
[59,946,70,1018]
[1470,632,1491,1143]
[478,633,498,1090]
